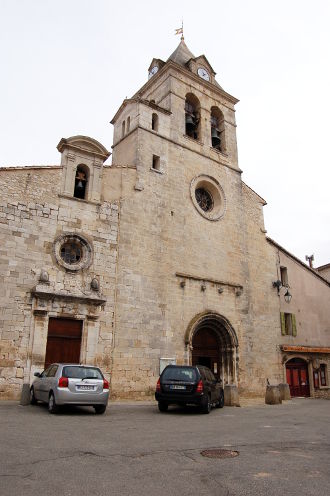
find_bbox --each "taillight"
[196,380,203,393]
[103,378,109,390]
[156,378,161,392]
[58,376,68,388]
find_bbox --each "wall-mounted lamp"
[284,289,292,303]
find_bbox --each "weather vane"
[174,20,184,41]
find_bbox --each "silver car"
[30,363,109,414]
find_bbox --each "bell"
[76,180,84,191]
[185,114,195,130]
[211,127,221,148]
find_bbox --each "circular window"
[54,233,92,271]
[190,175,226,221]
[195,188,214,212]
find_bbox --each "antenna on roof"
[305,254,314,268]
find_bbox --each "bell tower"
[109,39,248,399]
[111,38,240,183]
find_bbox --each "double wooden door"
[44,318,83,369]
[286,359,310,397]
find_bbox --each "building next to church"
[0,38,329,401]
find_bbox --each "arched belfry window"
[126,116,130,133]
[210,107,225,152]
[185,94,200,140]
[152,113,159,132]
[122,120,125,138]
[74,165,89,200]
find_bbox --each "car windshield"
[62,366,103,380]
[162,367,197,382]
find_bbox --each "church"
[0,38,329,401]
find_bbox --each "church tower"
[108,38,278,398]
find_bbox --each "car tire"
[30,387,37,405]
[158,401,168,412]
[201,394,211,414]
[48,392,59,414]
[216,391,224,409]
[94,405,107,414]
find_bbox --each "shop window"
[210,107,225,152]
[280,266,288,287]
[320,364,327,386]
[152,113,159,131]
[74,165,89,200]
[185,93,200,140]
[152,155,160,171]
[280,312,297,336]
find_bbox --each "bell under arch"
[185,312,239,385]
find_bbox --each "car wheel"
[48,392,59,414]
[30,387,37,405]
[216,391,224,409]
[201,394,211,414]
[158,401,168,412]
[94,405,107,414]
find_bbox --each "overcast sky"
[1,0,329,266]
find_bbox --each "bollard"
[20,383,31,406]
[279,383,291,401]
[265,385,282,405]
[224,384,240,406]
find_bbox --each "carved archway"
[185,311,239,385]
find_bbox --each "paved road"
[0,398,329,496]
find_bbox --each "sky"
[0,0,329,267]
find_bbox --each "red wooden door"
[286,359,310,397]
[44,318,83,369]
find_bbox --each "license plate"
[170,385,186,390]
[77,385,94,391]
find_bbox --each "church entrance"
[189,313,238,385]
[286,358,310,397]
[44,318,83,369]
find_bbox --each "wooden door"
[192,328,220,379]
[44,318,83,369]
[286,359,310,397]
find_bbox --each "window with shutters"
[280,312,297,336]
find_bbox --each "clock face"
[148,66,159,79]
[197,67,210,81]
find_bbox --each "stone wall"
[0,166,119,399]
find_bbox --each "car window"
[42,366,52,378]
[62,366,103,380]
[162,367,197,382]
[48,365,58,378]
[208,370,216,382]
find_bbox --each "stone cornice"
[133,60,239,106]
[31,286,106,306]
[112,125,242,175]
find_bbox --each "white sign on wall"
[159,357,176,374]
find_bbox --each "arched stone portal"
[185,312,238,385]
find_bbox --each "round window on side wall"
[53,233,93,271]
[190,175,226,221]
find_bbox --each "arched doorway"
[286,358,310,397]
[186,312,238,385]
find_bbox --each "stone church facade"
[1,40,329,401]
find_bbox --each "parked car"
[155,365,224,414]
[30,363,110,414]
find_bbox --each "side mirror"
[34,372,41,377]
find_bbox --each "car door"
[37,365,55,402]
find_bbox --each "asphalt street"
[0,398,329,496]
